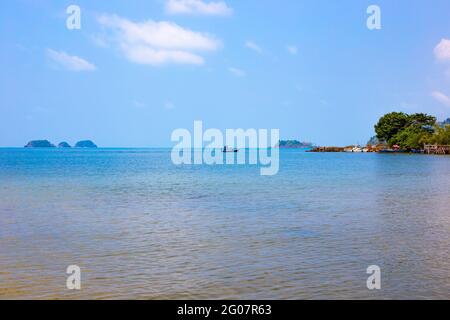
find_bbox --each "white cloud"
[165,0,233,16]
[124,46,205,65]
[245,41,262,54]
[286,45,298,55]
[47,49,96,71]
[97,14,221,66]
[229,67,246,77]
[431,91,450,107]
[434,39,450,61]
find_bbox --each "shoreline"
[308,145,450,155]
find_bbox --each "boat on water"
[379,144,406,153]
[222,146,239,153]
[379,149,407,153]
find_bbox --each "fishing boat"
[222,146,239,153]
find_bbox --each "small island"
[24,140,55,148]
[24,140,98,148]
[75,140,98,148]
[58,142,71,148]
[277,140,313,149]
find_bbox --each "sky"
[1,0,450,147]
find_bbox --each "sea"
[0,148,449,299]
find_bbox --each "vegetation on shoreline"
[374,112,450,151]
[310,112,449,153]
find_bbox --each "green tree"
[374,112,409,143]
[408,113,436,135]
[390,126,432,150]
[429,125,450,145]
[375,112,438,148]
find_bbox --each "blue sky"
[1,0,450,147]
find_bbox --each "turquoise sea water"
[0,148,449,299]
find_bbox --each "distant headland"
[24,140,98,148]
[277,140,313,148]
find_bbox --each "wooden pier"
[424,144,450,155]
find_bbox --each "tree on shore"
[389,126,432,150]
[374,112,410,144]
[374,112,441,150]
[429,125,450,145]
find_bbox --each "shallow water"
[0,148,449,299]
